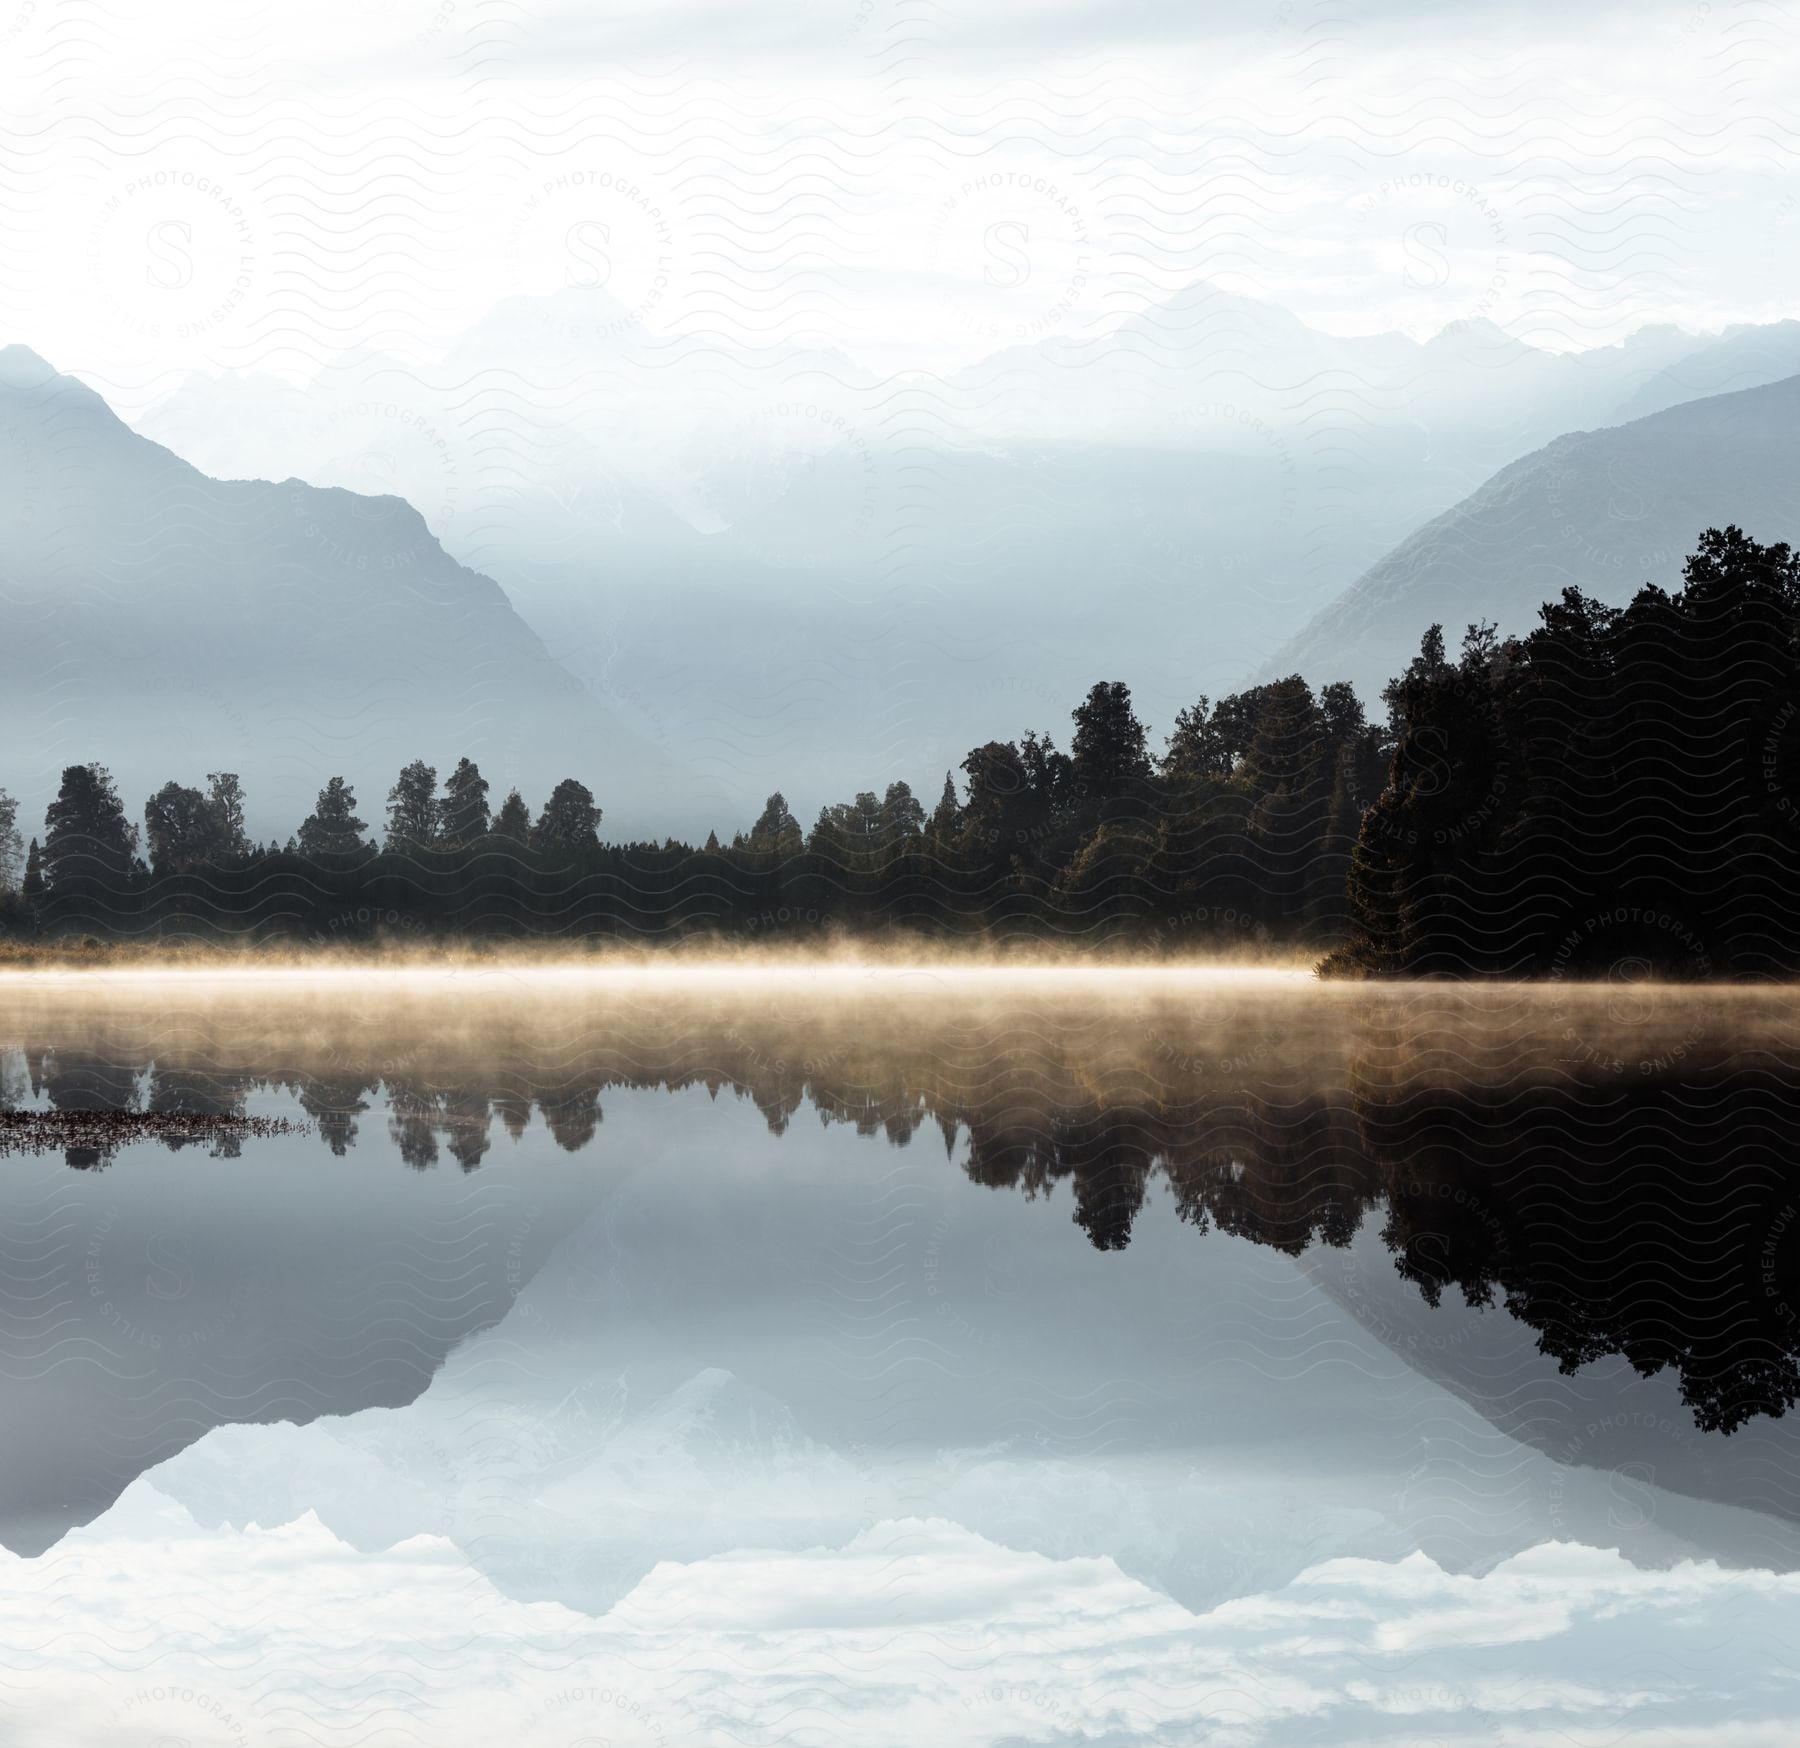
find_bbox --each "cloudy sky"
[2,0,1795,412]
[2,0,1796,831]
[12,1492,1800,1747]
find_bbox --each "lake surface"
[3,967,1800,1746]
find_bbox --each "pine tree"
[878,780,925,841]
[206,772,251,860]
[385,760,440,851]
[144,781,220,874]
[927,772,961,843]
[297,778,369,858]
[492,789,531,843]
[533,779,602,854]
[959,742,1031,859]
[1162,696,1226,784]
[1070,681,1151,811]
[439,757,491,846]
[21,838,43,902]
[43,764,137,885]
[748,792,803,856]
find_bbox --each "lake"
[3,966,1800,1746]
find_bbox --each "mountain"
[1271,372,1800,700]
[0,1110,615,1558]
[126,290,1800,814]
[1607,320,1800,425]
[942,290,1712,455]
[0,345,717,841]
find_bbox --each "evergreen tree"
[493,789,531,843]
[1238,676,1327,799]
[748,792,803,856]
[1236,677,1332,924]
[878,780,925,840]
[1070,681,1151,811]
[1209,685,1276,775]
[206,772,251,861]
[1317,682,1389,815]
[811,792,883,855]
[297,777,369,858]
[144,781,222,874]
[959,741,1040,868]
[848,791,882,840]
[1018,732,1073,834]
[927,772,961,844]
[385,760,440,851]
[43,764,137,886]
[439,757,491,846]
[1161,696,1227,784]
[20,838,43,903]
[533,779,602,854]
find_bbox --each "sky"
[2,0,1796,414]
[2,0,1798,837]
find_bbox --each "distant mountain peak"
[1269,370,1800,697]
[1421,317,1525,354]
[0,342,55,381]
[0,357,715,839]
[0,345,107,404]
[0,345,178,476]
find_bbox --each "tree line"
[1330,524,1800,977]
[0,526,1791,971]
[0,679,1390,950]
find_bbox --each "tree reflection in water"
[5,974,1799,1434]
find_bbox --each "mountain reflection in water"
[6,971,1797,1435]
[5,970,1800,1744]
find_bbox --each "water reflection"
[7,975,1798,1437]
[3,972,1800,1743]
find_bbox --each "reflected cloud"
[1,974,1799,1620]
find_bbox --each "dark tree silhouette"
[748,792,803,856]
[207,772,251,861]
[879,781,925,841]
[297,777,370,858]
[492,788,531,843]
[1331,527,1800,976]
[9,528,1791,968]
[958,741,1031,859]
[43,764,137,887]
[927,773,961,844]
[533,779,602,854]
[385,760,440,851]
[144,782,223,874]
[1162,694,1225,782]
[810,792,884,866]
[1070,680,1151,814]
[439,757,491,846]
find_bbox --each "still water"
[2,967,1800,1746]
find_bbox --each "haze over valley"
[11,300,1800,838]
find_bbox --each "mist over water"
[3,970,1800,1743]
